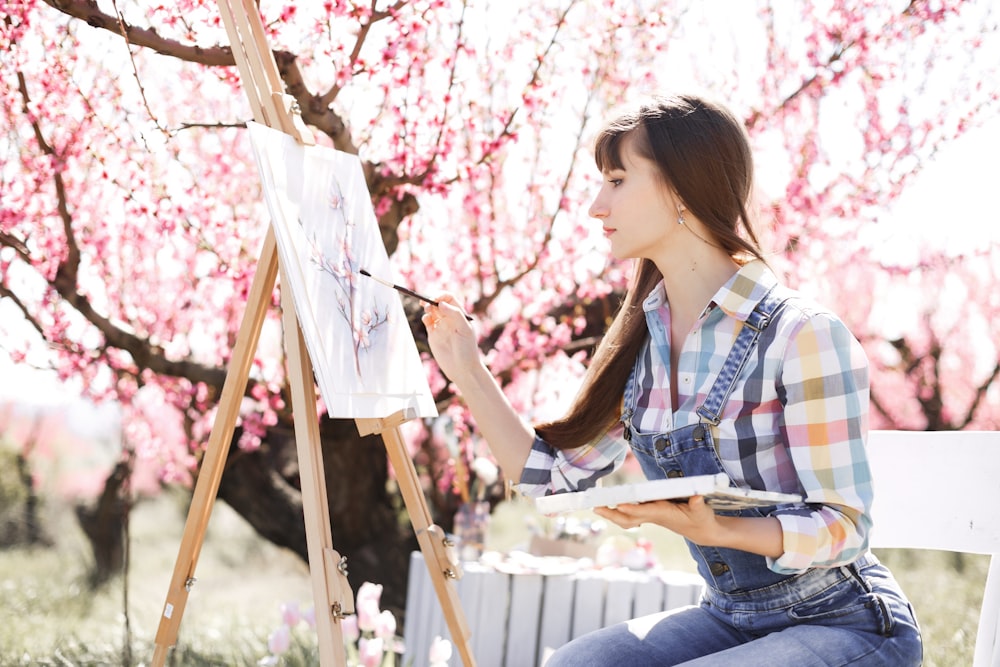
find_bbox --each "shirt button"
[709,562,730,576]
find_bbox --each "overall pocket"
[785,575,894,637]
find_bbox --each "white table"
[403,551,704,667]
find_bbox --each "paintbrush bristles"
[359,268,394,288]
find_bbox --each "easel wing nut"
[423,524,464,580]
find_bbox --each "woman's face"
[588,134,682,263]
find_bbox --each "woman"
[422,94,922,666]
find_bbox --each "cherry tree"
[2,0,998,615]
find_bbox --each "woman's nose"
[588,194,607,219]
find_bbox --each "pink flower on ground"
[281,601,301,627]
[356,582,383,607]
[358,636,385,667]
[429,635,453,666]
[374,609,397,641]
[356,582,383,632]
[357,597,380,633]
[267,624,291,655]
[341,613,360,642]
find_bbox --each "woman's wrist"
[711,515,784,559]
[446,357,494,393]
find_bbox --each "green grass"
[875,548,989,666]
[0,489,313,666]
[0,492,989,666]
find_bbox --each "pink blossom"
[429,635,453,666]
[374,609,397,641]
[341,613,359,642]
[267,623,291,655]
[358,636,384,667]
[280,601,301,627]
[356,582,383,633]
[356,597,381,633]
[356,581,383,607]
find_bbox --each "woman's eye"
[609,178,623,186]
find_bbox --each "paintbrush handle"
[360,270,473,321]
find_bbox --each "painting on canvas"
[247,121,437,420]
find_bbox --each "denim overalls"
[547,288,923,666]
[621,286,797,595]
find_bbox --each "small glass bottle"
[453,500,490,561]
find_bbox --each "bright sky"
[875,119,1000,260]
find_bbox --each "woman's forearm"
[446,359,535,482]
[423,295,535,482]
[711,515,785,559]
[595,498,786,560]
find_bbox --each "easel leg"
[152,231,279,665]
[357,414,477,667]
[151,232,355,667]
[280,272,353,667]
[153,1,351,664]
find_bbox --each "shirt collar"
[712,260,779,322]
[641,260,779,323]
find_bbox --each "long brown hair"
[534,94,765,450]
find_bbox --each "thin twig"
[109,0,172,140]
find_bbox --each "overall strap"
[696,286,789,426]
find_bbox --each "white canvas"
[247,121,437,419]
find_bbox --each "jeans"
[544,555,922,666]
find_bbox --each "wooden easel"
[151,2,475,665]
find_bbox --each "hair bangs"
[594,110,645,173]
[594,128,626,173]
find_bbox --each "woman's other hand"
[594,497,784,558]
[594,496,719,541]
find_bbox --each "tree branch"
[319,0,408,107]
[476,67,598,314]
[16,66,229,389]
[16,70,80,289]
[0,284,47,338]
[42,0,236,66]
[40,0,358,152]
[961,360,1000,428]
[39,0,422,252]
[0,229,32,263]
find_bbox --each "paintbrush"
[359,269,473,321]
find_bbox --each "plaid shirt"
[518,261,873,574]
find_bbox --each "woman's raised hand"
[421,293,480,383]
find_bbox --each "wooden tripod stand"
[151,2,475,665]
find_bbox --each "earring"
[677,211,685,226]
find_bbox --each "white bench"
[403,552,703,667]
[867,430,1000,667]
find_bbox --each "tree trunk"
[217,416,417,625]
[1,414,52,549]
[75,454,133,587]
